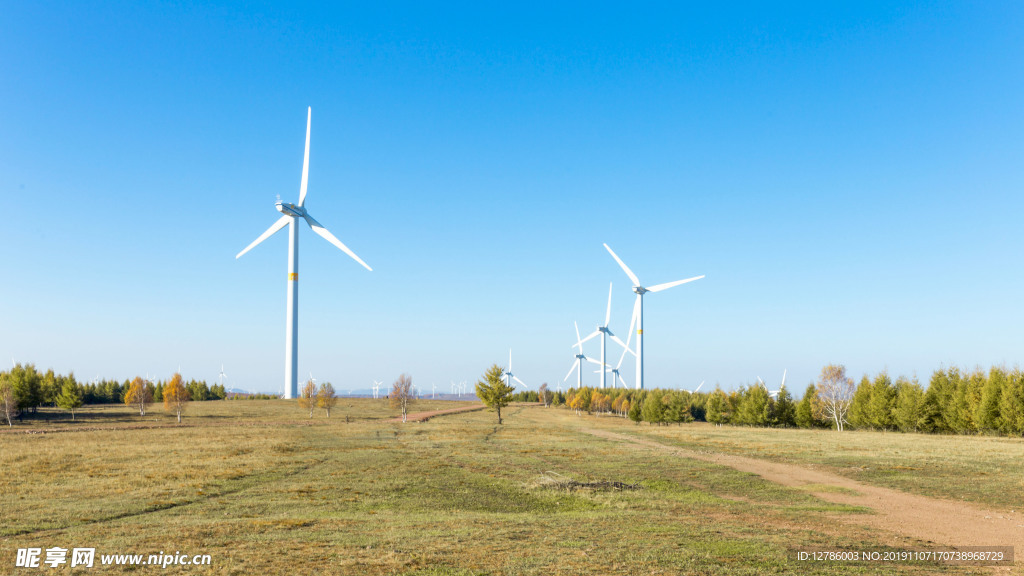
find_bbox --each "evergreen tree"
[664,391,693,423]
[475,364,516,424]
[41,369,59,406]
[773,386,796,427]
[56,379,83,420]
[849,375,873,429]
[893,376,925,433]
[997,369,1024,435]
[795,384,818,428]
[867,372,896,430]
[736,385,771,426]
[641,389,665,424]
[705,388,730,425]
[11,363,42,413]
[976,368,1004,432]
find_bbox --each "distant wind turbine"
[578,282,632,389]
[564,321,604,388]
[603,243,704,390]
[236,107,372,399]
[504,350,528,389]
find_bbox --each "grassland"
[1,400,1015,575]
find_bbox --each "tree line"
[0,363,230,425]
[534,363,1024,436]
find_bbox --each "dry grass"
[0,401,1001,575]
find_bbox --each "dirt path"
[586,428,1024,553]
[389,404,486,422]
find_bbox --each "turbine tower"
[236,107,372,399]
[603,243,703,390]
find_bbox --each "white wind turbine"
[372,380,382,399]
[503,349,528,390]
[578,282,633,389]
[219,365,228,388]
[758,370,786,400]
[564,322,604,389]
[236,107,372,400]
[603,243,704,390]
[694,380,705,393]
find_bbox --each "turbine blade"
[584,357,605,367]
[303,214,373,271]
[298,107,311,208]
[781,369,787,389]
[647,275,705,293]
[236,215,291,259]
[513,376,526,388]
[694,381,704,393]
[574,321,582,346]
[623,297,639,350]
[617,373,627,388]
[564,359,580,382]
[609,333,629,351]
[616,345,629,369]
[604,282,613,327]
[603,243,640,286]
[579,330,600,345]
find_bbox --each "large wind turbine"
[236,107,372,399]
[603,243,703,390]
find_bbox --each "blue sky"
[2,2,1022,393]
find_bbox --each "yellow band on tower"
[637,329,643,334]
[289,273,298,281]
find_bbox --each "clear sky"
[2,2,1022,394]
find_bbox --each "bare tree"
[317,382,338,417]
[813,364,856,431]
[390,374,414,423]
[298,379,317,418]
[0,374,17,426]
[124,376,153,416]
[538,382,553,407]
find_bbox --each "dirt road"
[586,428,1024,554]
[388,404,485,423]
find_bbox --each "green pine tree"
[849,375,873,429]
[867,372,896,430]
[56,379,83,421]
[475,364,517,424]
[976,368,1004,432]
[893,376,925,433]
[705,388,730,425]
[795,384,820,428]
[773,386,796,427]
[641,389,666,425]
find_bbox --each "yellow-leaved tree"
[124,376,152,416]
[163,372,190,423]
[298,379,317,418]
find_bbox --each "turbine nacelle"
[275,201,306,218]
[632,286,649,295]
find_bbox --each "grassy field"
[1,400,1015,575]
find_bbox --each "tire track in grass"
[585,428,1024,555]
